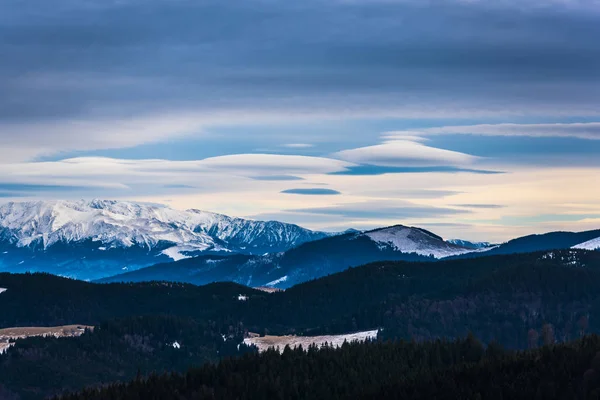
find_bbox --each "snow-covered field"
[243,329,379,353]
[0,325,92,354]
[573,237,600,251]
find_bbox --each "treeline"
[0,273,261,328]
[0,315,256,400]
[3,250,600,344]
[2,250,600,398]
[58,334,600,400]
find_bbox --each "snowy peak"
[364,225,474,258]
[0,200,218,251]
[0,200,327,256]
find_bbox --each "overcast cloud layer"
[1,0,600,241]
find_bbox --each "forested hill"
[3,249,600,341]
[3,249,600,398]
[0,273,263,329]
[58,334,600,400]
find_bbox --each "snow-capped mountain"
[0,200,328,279]
[573,237,600,251]
[0,200,327,254]
[100,224,478,288]
[364,225,475,258]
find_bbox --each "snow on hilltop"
[447,239,492,249]
[573,237,600,251]
[364,225,474,258]
[0,200,327,257]
[244,329,379,353]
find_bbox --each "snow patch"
[573,237,600,251]
[244,329,379,353]
[0,288,6,294]
[237,294,248,301]
[265,275,288,287]
[161,246,193,261]
[171,341,181,349]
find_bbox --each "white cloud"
[0,154,352,192]
[197,154,352,174]
[281,143,314,148]
[0,114,208,162]
[383,122,600,140]
[332,140,479,167]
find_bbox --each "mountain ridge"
[99,224,476,288]
[0,200,329,280]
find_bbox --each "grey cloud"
[1,0,600,129]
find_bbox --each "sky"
[1,0,600,242]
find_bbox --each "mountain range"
[98,225,478,287]
[1,200,599,286]
[0,200,328,280]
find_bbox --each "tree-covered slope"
[57,334,600,400]
[3,250,600,398]
[0,315,256,400]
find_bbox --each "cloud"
[1,0,600,162]
[287,200,470,219]
[163,184,196,189]
[333,140,479,167]
[452,204,505,209]
[0,183,99,192]
[471,213,600,226]
[393,190,463,199]
[0,155,350,200]
[281,143,314,149]
[384,122,600,141]
[329,165,502,175]
[251,175,305,181]
[197,154,352,174]
[281,188,341,195]
[0,192,30,198]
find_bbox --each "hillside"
[57,334,600,400]
[3,250,600,398]
[99,225,474,288]
[3,249,600,338]
[457,229,600,258]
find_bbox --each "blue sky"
[1,0,600,241]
